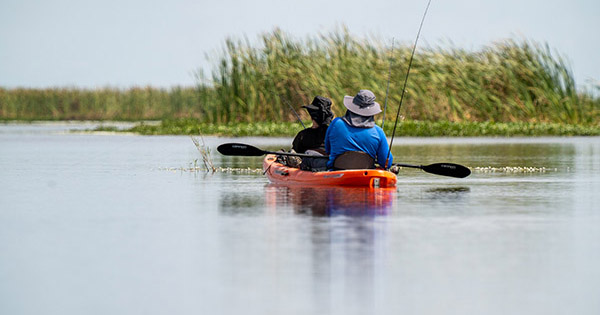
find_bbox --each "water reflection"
[265,184,396,217]
[219,194,265,216]
[426,186,470,193]
[216,183,393,313]
[264,184,392,314]
[425,186,471,200]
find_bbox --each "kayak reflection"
[265,184,396,217]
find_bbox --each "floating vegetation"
[160,165,555,174]
[158,166,263,174]
[217,167,264,174]
[129,119,303,136]
[122,119,600,137]
[472,166,556,173]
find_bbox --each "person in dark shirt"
[292,96,333,153]
[288,96,334,171]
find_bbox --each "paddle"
[393,162,471,178]
[218,143,471,178]
[217,143,329,159]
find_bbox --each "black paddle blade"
[217,143,265,156]
[422,163,471,178]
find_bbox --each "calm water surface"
[1,123,599,315]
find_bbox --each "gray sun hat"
[343,89,382,116]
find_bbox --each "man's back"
[325,117,392,169]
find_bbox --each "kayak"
[262,154,397,188]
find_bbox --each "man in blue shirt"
[324,89,393,170]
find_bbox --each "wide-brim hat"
[343,89,382,116]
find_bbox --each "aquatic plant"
[114,119,600,137]
[191,135,216,173]
[207,27,599,125]
[1,27,598,127]
[0,86,204,120]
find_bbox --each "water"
[1,123,599,315]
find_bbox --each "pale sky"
[1,0,598,89]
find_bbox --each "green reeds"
[208,28,599,125]
[0,86,212,120]
[1,27,598,126]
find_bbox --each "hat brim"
[343,96,382,116]
[302,104,320,111]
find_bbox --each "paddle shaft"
[393,163,423,169]
[217,143,328,159]
[262,150,329,159]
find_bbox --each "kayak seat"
[333,151,375,170]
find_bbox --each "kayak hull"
[262,155,397,188]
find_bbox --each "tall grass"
[208,28,599,125]
[0,86,213,120]
[1,27,598,125]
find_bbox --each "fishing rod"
[380,37,395,131]
[279,95,306,129]
[385,0,432,168]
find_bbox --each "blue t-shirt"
[324,117,393,169]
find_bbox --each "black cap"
[302,96,332,111]
[302,96,333,125]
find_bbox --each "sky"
[1,0,598,89]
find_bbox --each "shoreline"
[118,119,600,137]
[2,119,599,137]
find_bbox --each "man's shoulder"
[373,125,385,133]
[328,117,347,132]
[330,117,347,127]
[331,117,343,124]
[372,125,388,142]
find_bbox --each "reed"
[1,27,598,126]
[208,28,599,125]
[0,86,210,120]
[191,135,216,172]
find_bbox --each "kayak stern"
[262,155,397,188]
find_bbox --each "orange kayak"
[262,154,397,188]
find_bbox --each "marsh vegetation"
[1,28,598,136]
